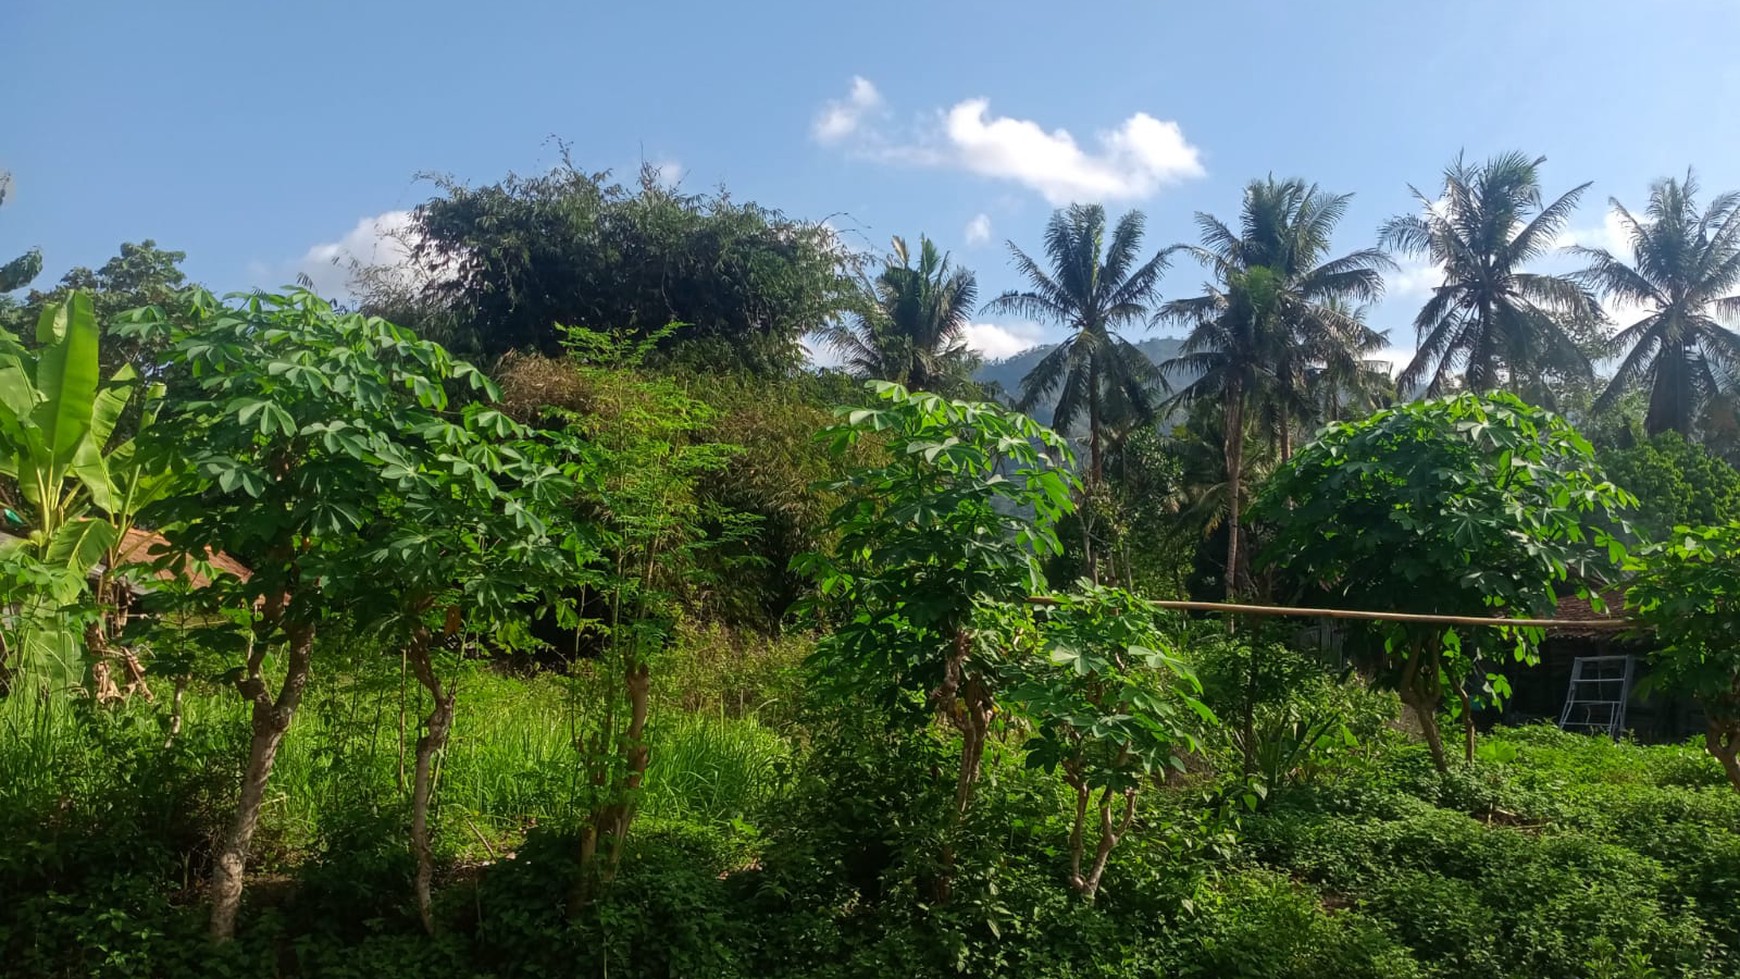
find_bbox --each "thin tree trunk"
[604,656,651,879]
[397,646,408,793]
[407,625,454,936]
[210,622,314,941]
[1399,639,1449,773]
[1242,640,1260,776]
[1456,679,1476,765]
[1706,719,1740,794]
[1408,695,1449,773]
[163,677,187,749]
[1088,358,1103,485]
[1085,358,1102,583]
[933,628,993,904]
[1223,385,1245,601]
[1073,787,1137,901]
[1066,778,1089,890]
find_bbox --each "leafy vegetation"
[358,162,855,374]
[819,235,984,397]
[5,145,1740,978]
[1258,394,1634,770]
[1627,521,1740,790]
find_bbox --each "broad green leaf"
[42,517,117,575]
[30,294,102,472]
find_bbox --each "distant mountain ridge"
[973,335,1190,424]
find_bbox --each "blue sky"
[8,0,1740,367]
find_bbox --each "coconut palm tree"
[1572,172,1740,437]
[1160,177,1390,598]
[985,205,1172,485]
[1380,152,1603,399]
[1305,301,1395,423]
[821,235,981,395]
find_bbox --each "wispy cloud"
[1556,209,1632,255]
[964,213,992,246]
[649,158,685,188]
[813,78,1205,205]
[812,76,884,144]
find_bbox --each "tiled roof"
[112,528,252,588]
[1550,590,1642,641]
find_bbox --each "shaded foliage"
[361,162,856,375]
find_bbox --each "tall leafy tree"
[1259,394,1633,771]
[985,204,1171,484]
[352,407,584,934]
[1628,522,1740,791]
[1380,152,1602,399]
[121,288,501,941]
[1599,431,1740,542]
[820,235,981,395]
[1573,172,1740,437]
[364,161,855,375]
[1161,177,1390,598]
[797,381,1076,899]
[1305,300,1395,423]
[13,241,191,383]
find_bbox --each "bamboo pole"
[1024,596,1630,631]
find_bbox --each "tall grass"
[0,655,795,864]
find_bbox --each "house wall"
[1502,638,1703,743]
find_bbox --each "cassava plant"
[353,403,588,933]
[1258,393,1633,771]
[1627,522,1740,791]
[1008,584,1213,900]
[120,288,500,940]
[796,381,1076,896]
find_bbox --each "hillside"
[974,335,1189,423]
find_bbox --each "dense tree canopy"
[1627,522,1740,791]
[363,163,856,375]
[1599,431,1740,542]
[1162,177,1391,597]
[1258,393,1634,769]
[819,235,982,396]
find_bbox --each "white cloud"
[963,320,1047,360]
[814,79,1205,204]
[812,76,884,144]
[649,158,685,188]
[941,100,1203,204]
[1386,260,1442,300]
[964,213,992,246]
[251,210,419,300]
[1556,209,1632,255]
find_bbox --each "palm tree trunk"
[1085,357,1103,583]
[1223,383,1245,601]
[1087,357,1103,484]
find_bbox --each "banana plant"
[0,292,177,693]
